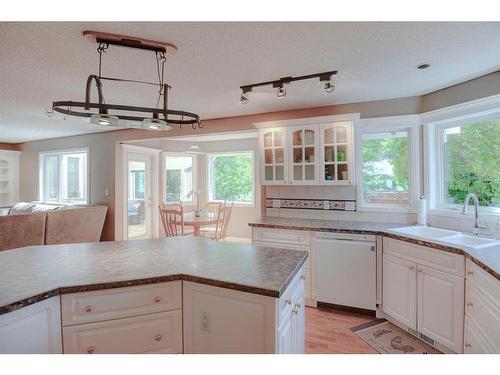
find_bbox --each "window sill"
[429,208,500,222]
[357,205,416,214]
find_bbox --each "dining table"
[183,211,219,236]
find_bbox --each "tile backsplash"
[265,185,500,239]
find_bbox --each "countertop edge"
[0,253,308,317]
[249,221,500,281]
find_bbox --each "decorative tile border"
[265,198,356,211]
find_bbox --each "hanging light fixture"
[52,31,202,130]
[184,144,205,155]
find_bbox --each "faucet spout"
[462,193,485,235]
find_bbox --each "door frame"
[115,143,161,240]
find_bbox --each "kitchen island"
[0,237,307,354]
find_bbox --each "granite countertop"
[249,217,500,280]
[0,237,308,315]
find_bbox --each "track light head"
[276,84,286,98]
[324,78,335,94]
[240,92,249,105]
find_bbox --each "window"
[39,149,89,204]
[435,118,500,211]
[164,154,195,203]
[207,152,254,205]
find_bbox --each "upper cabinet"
[0,150,20,206]
[256,115,356,186]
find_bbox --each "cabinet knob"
[154,296,161,304]
[417,269,423,273]
[292,307,299,314]
[155,334,162,342]
[409,266,415,270]
[464,343,471,348]
[285,298,292,305]
[300,275,306,281]
[85,305,93,313]
[467,302,473,307]
[294,303,302,309]
[467,271,474,276]
[87,346,95,354]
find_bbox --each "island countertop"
[0,237,308,316]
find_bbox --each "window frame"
[162,152,197,205]
[355,115,421,213]
[38,147,90,205]
[206,150,256,207]
[427,111,500,216]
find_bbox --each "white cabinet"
[256,116,356,186]
[463,259,500,353]
[382,253,417,329]
[0,150,20,206]
[319,122,354,184]
[252,227,315,306]
[0,296,62,354]
[417,265,464,353]
[382,238,465,353]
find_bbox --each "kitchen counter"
[0,236,308,315]
[249,217,500,280]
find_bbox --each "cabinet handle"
[409,266,415,270]
[464,343,471,348]
[87,346,95,354]
[294,303,302,309]
[467,302,473,307]
[467,271,474,276]
[155,334,162,342]
[292,307,299,314]
[285,299,292,305]
[300,275,306,281]
[416,268,423,273]
[85,305,93,313]
[154,296,161,304]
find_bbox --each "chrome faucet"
[462,193,487,236]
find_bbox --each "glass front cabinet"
[258,119,354,186]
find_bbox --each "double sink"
[389,226,500,250]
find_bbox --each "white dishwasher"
[315,232,376,311]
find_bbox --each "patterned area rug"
[351,320,441,354]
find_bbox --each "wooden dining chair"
[205,200,225,216]
[200,202,233,241]
[159,203,185,237]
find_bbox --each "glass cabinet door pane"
[324,128,334,144]
[264,149,273,164]
[337,145,347,162]
[336,127,347,143]
[274,131,283,147]
[324,164,335,181]
[304,165,315,180]
[304,129,314,145]
[337,164,348,181]
[293,130,303,146]
[293,165,303,181]
[293,148,303,163]
[264,132,272,147]
[275,148,284,164]
[304,147,315,163]
[275,166,284,180]
[324,146,334,163]
[265,166,273,180]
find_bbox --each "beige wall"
[15,71,500,240]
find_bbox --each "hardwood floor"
[305,306,378,354]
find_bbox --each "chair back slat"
[159,203,184,237]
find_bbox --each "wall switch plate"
[272,199,281,208]
[345,201,356,211]
[104,188,110,197]
[200,311,210,332]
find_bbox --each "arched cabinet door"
[319,121,354,185]
[260,128,287,185]
[287,125,319,185]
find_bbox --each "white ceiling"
[1,22,499,143]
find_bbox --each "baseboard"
[224,237,252,244]
[317,301,376,316]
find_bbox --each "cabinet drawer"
[464,316,495,354]
[61,281,182,326]
[63,310,182,354]
[278,266,305,325]
[253,228,310,247]
[466,283,500,351]
[383,237,465,277]
[466,259,500,304]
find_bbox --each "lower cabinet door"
[277,314,293,354]
[382,254,417,329]
[63,310,182,354]
[417,265,464,353]
[464,316,495,354]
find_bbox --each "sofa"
[0,202,108,251]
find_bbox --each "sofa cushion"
[0,212,46,251]
[9,202,36,215]
[30,203,62,213]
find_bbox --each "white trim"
[206,150,256,207]
[421,93,500,124]
[119,143,162,154]
[162,151,197,204]
[38,147,90,205]
[355,115,421,213]
[253,113,361,129]
[0,149,21,155]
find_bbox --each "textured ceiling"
[1,22,499,143]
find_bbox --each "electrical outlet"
[200,311,210,332]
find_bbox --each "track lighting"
[239,70,337,103]
[89,114,119,127]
